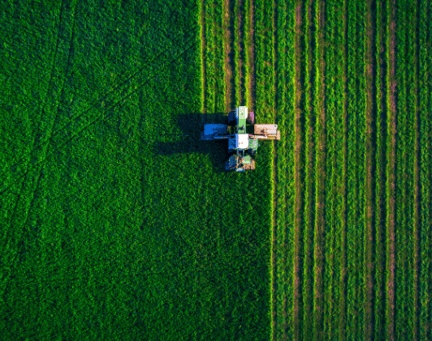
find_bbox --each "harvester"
[201,106,280,171]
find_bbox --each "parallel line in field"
[338,0,348,337]
[247,0,256,111]
[364,0,376,338]
[418,1,429,339]
[346,0,358,336]
[313,0,326,339]
[223,0,234,112]
[412,0,420,335]
[234,0,244,105]
[407,1,419,338]
[385,0,397,338]
[323,0,336,337]
[293,2,303,339]
[373,0,387,338]
[274,0,287,338]
[271,0,278,337]
[199,0,206,114]
[283,0,296,337]
[395,0,409,337]
[302,0,315,338]
[356,2,367,337]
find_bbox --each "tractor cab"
[201,106,280,171]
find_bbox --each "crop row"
[323,0,337,338]
[419,1,431,339]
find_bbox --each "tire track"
[0,37,198,197]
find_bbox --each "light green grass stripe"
[323,0,336,339]
[301,1,315,339]
[419,1,430,339]
[355,1,366,339]
[274,0,288,338]
[346,0,358,338]
[373,1,387,339]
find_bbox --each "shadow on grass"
[154,113,232,173]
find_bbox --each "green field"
[1,0,432,340]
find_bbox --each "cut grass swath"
[374,0,387,339]
[312,0,326,339]
[385,0,397,338]
[323,0,337,338]
[419,1,430,339]
[364,0,375,337]
[293,1,304,338]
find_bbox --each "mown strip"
[346,0,358,336]
[418,1,430,339]
[204,0,216,113]
[364,0,375,337]
[284,0,296,338]
[323,0,336,338]
[274,0,290,338]
[302,0,316,339]
[312,0,326,339]
[373,0,387,338]
[394,0,409,337]
[385,0,397,338]
[200,0,206,113]
[214,0,225,113]
[334,0,348,338]
[293,1,304,339]
[406,0,419,337]
[223,0,234,111]
[243,0,255,110]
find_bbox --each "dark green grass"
[0,0,271,339]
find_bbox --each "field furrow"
[301,0,316,339]
[335,0,349,338]
[356,1,366,337]
[274,0,291,338]
[395,0,409,337]
[346,0,359,336]
[373,0,388,339]
[385,0,397,338]
[323,0,336,338]
[364,0,375,338]
[312,0,326,339]
[419,1,430,339]
[223,0,234,111]
[293,2,304,339]
[407,1,420,338]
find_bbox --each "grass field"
[1,0,432,340]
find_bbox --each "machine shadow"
[154,113,230,173]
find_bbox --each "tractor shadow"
[154,113,230,173]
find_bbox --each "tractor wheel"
[227,111,235,125]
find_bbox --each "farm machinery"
[201,106,280,171]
